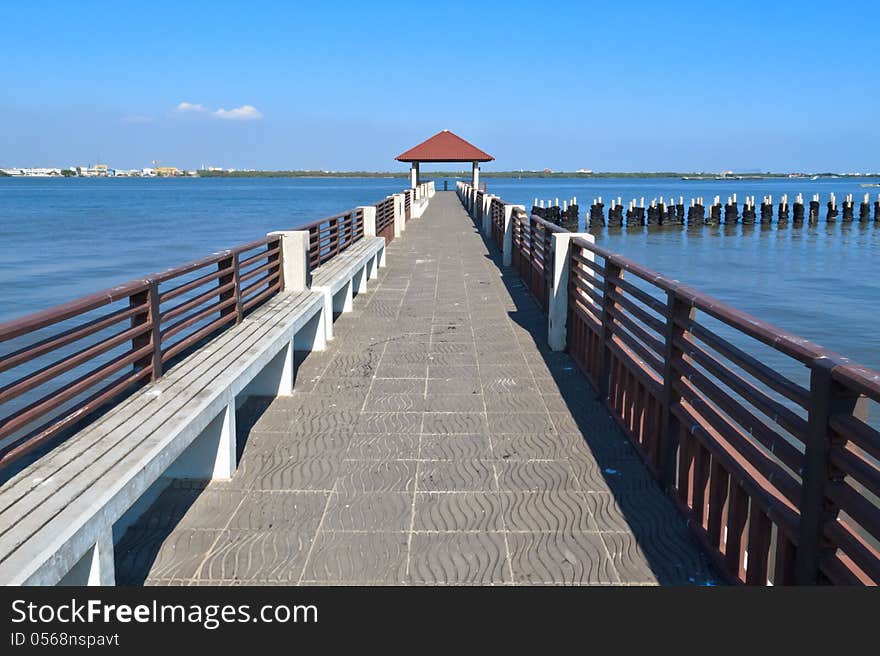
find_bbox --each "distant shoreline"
[195,170,880,180]
[3,170,878,180]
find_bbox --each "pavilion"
[395,130,493,190]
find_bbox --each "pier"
[1,133,879,587]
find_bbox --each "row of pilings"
[531,193,880,228]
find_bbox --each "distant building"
[576,168,593,175]
[141,168,155,177]
[1,168,63,176]
[155,166,180,177]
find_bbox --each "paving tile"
[413,492,505,532]
[228,491,328,532]
[421,412,487,435]
[423,394,484,412]
[495,460,579,492]
[236,454,339,491]
[419,435,492,460]
[418,459,497,492]
[355,412,422,434]
[322,492,413,531]
[302,532,408,584]
[408,533,511,584]
[486,412,556,434]
[335,459,417,493]
[426,378,482,395]
[199,529,314,584]
[500,491,598,533]
[344,434,420,460]
[507,531,618,585]
[115,528,221,584]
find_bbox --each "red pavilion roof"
[396,130,493,163]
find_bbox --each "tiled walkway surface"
[116,192,715,586]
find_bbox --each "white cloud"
[172,101,263,121]
[213,105,263,121]
[175,101,208,113]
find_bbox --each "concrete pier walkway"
[115,192,714,586]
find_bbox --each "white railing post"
[359,206,376,237]
[482,195,494,237]
[502,204,523,266]
[268,230,311,291]
[548,231,594,351]
[393,193,405,237]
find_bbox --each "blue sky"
[2,1,878,172]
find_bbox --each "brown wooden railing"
[490,197,505,250]
[475,190,484,224]
[511,207,530,280]
[375,197,395,245]
[527,214,563,313]
[459,183,880,585]
[0,237,282,470]
[301,208,364,270]
[404,190,412,221]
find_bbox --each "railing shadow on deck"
[467,215,719,585]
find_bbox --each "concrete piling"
[760,195,773,224]
[827,193,839,222]
[809,194,820,223]
[589,197,605,227]
[793,193,805,225]
[687,196,706,225]
[724,194,739,224]
[859,193,871,222]
[708,196,722,224]
[607,197,623,227]
[742,195,756,224]
[842,194,854,222]
[778,194,790,224]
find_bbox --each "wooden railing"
[458,183,880,585]
[0,237,282,470]
[490,197,505,250]
[375,197,396,245]
[300,208,364,270]
[526,214,563,313]
[404,190,412,220]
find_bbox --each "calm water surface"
[1,176,878,371]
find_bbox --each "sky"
[1,0,878,173]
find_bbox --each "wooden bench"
[0,290,325,585]
[310,236,385,341]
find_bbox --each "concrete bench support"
[548,232,595,352]
[294,304,327,353]
[58,529,115,586]
[166,402,237,481]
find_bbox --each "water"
[0,177,404,322]
[482,176,880,372]
[1,175,879,371]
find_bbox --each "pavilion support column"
[472,161,480,190]
[410,163,419,189]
